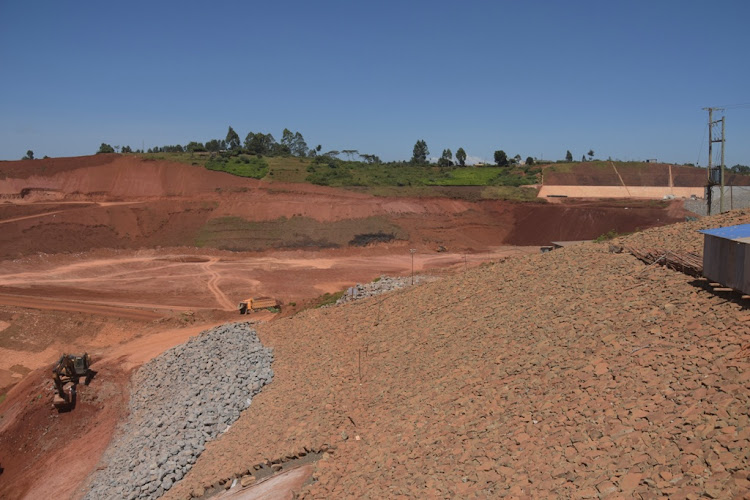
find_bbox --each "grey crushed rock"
[83,322,273,500]
[336,275,433,305]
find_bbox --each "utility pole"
[703,107,726,214]
[720,116,726,212]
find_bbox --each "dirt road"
[0,293,165,320]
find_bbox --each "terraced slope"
[165,209,750,499]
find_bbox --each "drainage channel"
[199,447,329,499]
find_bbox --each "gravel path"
[83,322,273,500]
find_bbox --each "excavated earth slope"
[0,155,691,257]
[164,210,750,499]
[543,162,750,187]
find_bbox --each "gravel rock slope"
[166,211,750,499]
[83,323,273,500]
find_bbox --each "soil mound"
[0,155,251,198]
[165,209,750,499]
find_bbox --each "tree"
[525,156,535,165]
[565,150,573,162]
[121,145,132,153]
[494,150,509,166]
[411,140,429,164]
[186,141,206,153]
[587,149,595,160]
[360,154,381,164]
[730,164,750,174]
[244,133,277,155]
[280,128,294,154]
[97,143,115,154]
[512,154,522,165]
[437,149,453,167]
[455,147,467,166]
[342,149,359,161]
[205,139,222,152]
[292,131,308,156]
[22,150,34,160]
[226,126,240,151]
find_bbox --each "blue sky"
[1,1,748,165]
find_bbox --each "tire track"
[203,258,235,311]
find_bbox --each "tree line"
[87,129,749,172]
[95,126,316,158]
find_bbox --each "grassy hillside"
[136,152,541,199]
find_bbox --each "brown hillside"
[544,162,750,187]
[166,209,750,499]
[0,155,690,257]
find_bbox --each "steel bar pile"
[625,246,704,277]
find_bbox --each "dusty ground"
[0,154,701,499]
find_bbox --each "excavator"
[52,353,93,411]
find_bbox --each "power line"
[713,101,750,110]
[696,123,707,167]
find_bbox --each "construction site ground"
[1,155,741,499]
[168,211,750,499]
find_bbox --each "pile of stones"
[83,322,273,500]
[335,275,431,305]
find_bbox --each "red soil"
[542,162,750,187]
[0,155,696,498]
[0,361,129,500]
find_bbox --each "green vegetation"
[455,148,467,166]
[594,229,632,242]
[205,154,268,178]
[494,150,509,166]
[305,157,540,188]
[316,290,346,308]
[411,139,429,164]
[263,156,311,183]
[97,143,115,154]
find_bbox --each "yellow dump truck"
[238,297,279,314]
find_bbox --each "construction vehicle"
[52,353,92,410]
[238,297,279,314]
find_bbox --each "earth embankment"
[166,209,750,498]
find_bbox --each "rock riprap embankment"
[83,322,273,500]
[336,275,432,305]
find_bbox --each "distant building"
[645,159,658,163]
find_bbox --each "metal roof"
[699,224,750,244]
